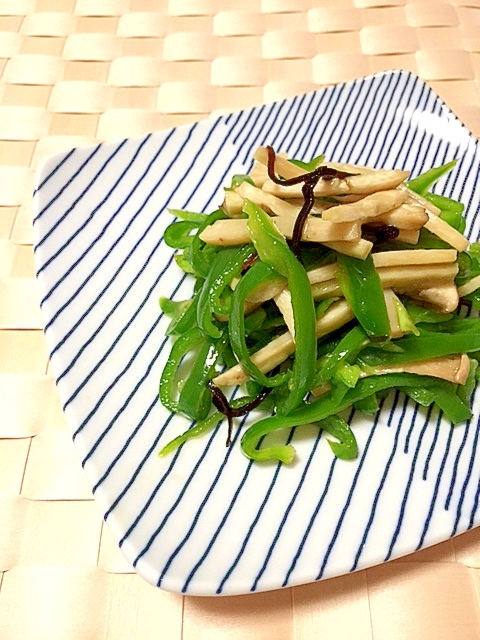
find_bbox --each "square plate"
[33,70,480,596]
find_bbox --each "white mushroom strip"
[222,162,308,217]
[253,146,311,180]
[273,216,361,242]
[262,168,410,198]
[322,238,373,259]
[227,274,287,317]
[395,228,420,245]
[199,219,254,245]
[199,216,361,246]
[373,204,428,230]
[329,194,366,204]
[310,279,341,299]
[399,186,469,251]
[383,289,406,339]
[400,185,441,216]
[373,262,459,291]
[249,159,269,187]
[307,262,337,284]
[409,281,459,314]
[212,299,354,387]
[458,274,480,297]
[235,181,301,218]
[368,354,470,385]
[310,262,459,300]
[322,161,374,175]
[274,288,295,339]
[222,190,245,217]
[422,213,470,252]
[321,189,408,222]
[287,198,332,214]
[242,276,286,306]
[371,249,457,268]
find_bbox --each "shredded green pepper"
[159,327,205,413]
[164,220,200,249]
[209,243,256,317]
[314,324,369,387]
[240,373,472,463]
[229,260,290,388]
[407,160,457,196]
[359,319,480,367]
[177,334,225,421]
[336,254,390,342]
[244,199,317,414]
[319,414,358,460]
[196,247,240,339]
[187,209,226,278]
[289,154,325,172]
[160,290,200,336]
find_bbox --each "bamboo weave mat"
[1,1,480,638]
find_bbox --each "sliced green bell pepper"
[229,259,290,388]
[244,199,317,414]
[241,373,472,463]
[336,254,390,342]
[407,160,457,196]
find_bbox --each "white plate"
[33,70,480,596]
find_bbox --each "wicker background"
[1,0,480,638]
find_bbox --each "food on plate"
[158,146,480,464]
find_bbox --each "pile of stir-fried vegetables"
[158,146,480,464]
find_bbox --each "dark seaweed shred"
[266,146,354,262]
[361,222,399,245]
[207,380,272,447]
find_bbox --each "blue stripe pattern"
[33,71,480,596]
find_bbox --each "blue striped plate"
[33,70,480,596]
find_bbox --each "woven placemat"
[1,1,480,638]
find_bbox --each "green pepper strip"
[425,192,466,234]
[360,318,480,366]
[174,252,198,275]
[178,335,225,421]
[164,220,200,249]
[404,387,435,407]
[229,174,255,188]
[289,154,325,172]
[209,244,256,317]
[244,199,317,414]
[160,289,201,336]
[159,411,222,456]
[333,362,361,388]
[408,381,472,425]
[319,414,358,460]
[196,243,258,340]
[404,301,454,325]
[229,259,290,388]
[159,327,204,412]
[313,324,369,387]
[188,209,226,278]
[336,254,390,342]
[197,247,241,339]
[167,208,206,223]
[354,394,380,414]
[241,373,471,463]
[456,358,478,407]
[407,160,457,196]
[159,297,190,326]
